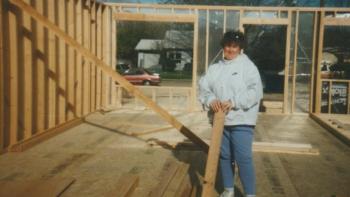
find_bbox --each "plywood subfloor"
[311,113,350,146]
[0,111,349,197]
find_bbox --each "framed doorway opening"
[239,11,291,113]
[315,11,350,114]
[113,12,199,111]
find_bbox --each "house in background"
[135,39,162,69]
[163,30,193,71]
[135,30,193,72]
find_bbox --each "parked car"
[122,68,161,86]
[116,62,131,74]
[116,59,133,74]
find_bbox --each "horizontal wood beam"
[10,118,83,152]
[9,0,209,153]
[310,113,350,147]
[321,79,350,83]
[241,17,289,25]
[115,84,192,90]
[105,2,350,12]
[324,18,350,26]
[114,12,196,23]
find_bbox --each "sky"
[103,0,350,7]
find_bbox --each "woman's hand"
[221,100,233,113]
[210,100,222,113]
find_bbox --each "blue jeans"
[219,125,256,195]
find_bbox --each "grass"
[158,71,192,79]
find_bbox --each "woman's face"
[223,42,241,60]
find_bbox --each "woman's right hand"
[210,100,222,113]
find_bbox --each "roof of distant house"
[135,30,193,51]
[135,39,163,51]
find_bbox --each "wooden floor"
[0,110,349,197]
[310,113,350,146]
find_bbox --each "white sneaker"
[219,189,234,197]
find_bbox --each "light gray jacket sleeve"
[198,69,216,108]
[233,64,263,110]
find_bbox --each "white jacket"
[199,53,263,126]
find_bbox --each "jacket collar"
[220,53,244,65]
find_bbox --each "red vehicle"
[122,68,161,86]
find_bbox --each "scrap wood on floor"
[0,178,75,197]
[148,158,194,197]
[146,139,319,155]
[104,173,139,197]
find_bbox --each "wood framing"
[348,81,350,114]
[82,0,91,115]
[75,0,83,117]
[239,9,243,31]
[67,0,75,120]
[0,0,3,150]
[114,12,196,23]
[111,10,117,106]
[291,11,299,113]
[114,10,198,111]
[105,7,112,107]
[309,12,318,113]
[328,81,332,113]
[315,14,350,113]
[3,0,349,153]
[315,79,350,114]
[322,79,350,83]
[191,13,199,111]
[310,113,350,146]
[313,12,350,114]
[58,0,67,124]
[315,11,325,113]
[240,11,292,113]
[23,0,33,139]
[116,86,192,111]
[47,1,56,128]
[0,0,116,151]
[35,0,45,132]
[90,1,97,112]
[107,3,350,12]
[96,4,102,109]
[324,18,350,26]
[283,10,292,113]
[9,0,209,152]
[223,9,227,32]
[205,9,209,71]
[109,3,350,115]
[10,118,83,152]
[101,5,107,108]
[240,17,289,25]
[8,6,19,146]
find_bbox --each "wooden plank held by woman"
[202,110,225,197]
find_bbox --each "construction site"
[0,0,350,196]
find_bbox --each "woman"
[199,30,263,197]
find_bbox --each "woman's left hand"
[221,100,233,113]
